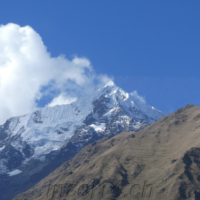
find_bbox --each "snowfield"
[0,81,164,175]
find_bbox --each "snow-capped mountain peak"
[0,83,164,175]
[0,82,165,200]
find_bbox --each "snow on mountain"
[0,81,164,174]
[0,81,165,200]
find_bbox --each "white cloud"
[0,23,111,125]
[48,93,77,107]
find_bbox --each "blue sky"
[0,0,200,117]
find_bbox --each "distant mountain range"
[14,104,200,200]
[0,81,164,200]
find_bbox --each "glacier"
[0,81,164,164]
[0,81,164,173]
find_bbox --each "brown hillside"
[14,104,200,200]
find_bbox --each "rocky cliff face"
[0,81,164,199]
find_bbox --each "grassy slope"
[14,104,200,200]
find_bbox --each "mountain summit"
[0,82,164,199]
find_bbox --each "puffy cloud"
[48,93,77,107]
[0,23,111,125]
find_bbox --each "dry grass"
[14,104,200,200]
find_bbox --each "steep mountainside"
[0,81,164,200]
[14,104,200,200]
